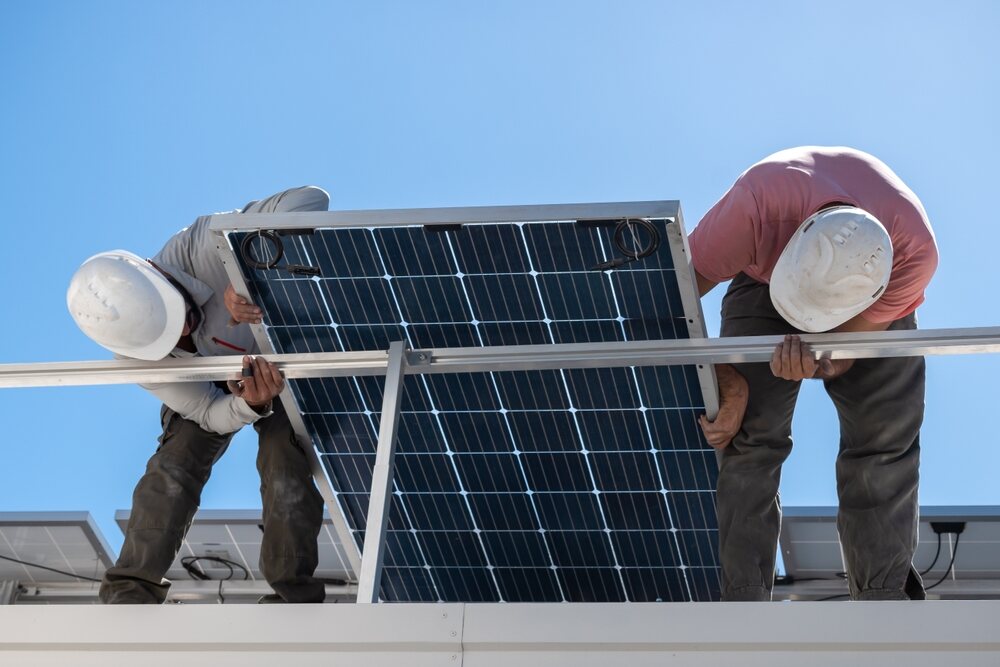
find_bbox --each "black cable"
[924,534,961,591]
[615,217,660,259]
[920,532,942,576]
[810,573,850,601]
[240,230,320,276]
[591,218,660,270]
[180,556,250,605]
[180,555,250,581]
[241,230,284,270]
[773,574,843,586]
[816,535,961,600]
[0,552,102,583]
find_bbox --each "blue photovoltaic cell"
[230,215,720,602]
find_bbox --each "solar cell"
[0,512,114,585]
[221,204,720,602]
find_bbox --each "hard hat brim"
[69,250,187,360]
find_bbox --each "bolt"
[450,631,457,637]
[442,612,448,618]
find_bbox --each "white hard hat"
[67,250,186,360]
[769,206,893,332]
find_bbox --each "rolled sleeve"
[139,379,265,435]
[242,186,330,214]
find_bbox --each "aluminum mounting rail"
[3,326,1000,389]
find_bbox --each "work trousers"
[717,273,925,601]
[99,400,325,603]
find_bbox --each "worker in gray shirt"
[67,186,329,603]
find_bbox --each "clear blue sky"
[1,1,997,554]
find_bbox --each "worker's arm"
[225,186,330,325]
[140,357,284,435]
[769,314,893,382]
[699,364,748,449]
[692,270,748,449]
[695,270,718,298]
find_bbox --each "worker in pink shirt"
[690,146,938,601]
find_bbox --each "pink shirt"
[688,146,938,324]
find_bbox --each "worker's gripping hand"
[698,364,749,449]
[224,284,263,325]
[769,334,836,381]
[227,356,284,412]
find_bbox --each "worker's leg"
[255,400,325,603]
[717,274,801,601]
[100,407,234,603]
[824,313,924,600]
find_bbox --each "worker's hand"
[224,284,263,325]
[227,355,284,411]
[769,334,836,381]
[698,364,749,449]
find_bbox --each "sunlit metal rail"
[3,326,1000,389]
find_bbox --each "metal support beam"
[206,200,682,232]
[5,326,1000,389]
[2,602,1000,663]
[356,341,408,604]
[211,230,364,577]
[0,581,18,605]
[661,211,720,418]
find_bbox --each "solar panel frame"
[211,201,721,603]
[113,509,355,584]
[780,506,1000,582]
[0,512,116,584]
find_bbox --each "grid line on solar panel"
[358,228,519,600]
[264,264,449,601]
[276,224,704,600]
[229,217,719,602]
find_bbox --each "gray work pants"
[100,400,325,603]
[717,273,925,601]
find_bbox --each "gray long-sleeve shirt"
[136,186,329,434]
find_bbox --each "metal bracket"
[7,327,1000,388]
[0,581,18,605]
[210,229,363,575]
[406,350,432,367]
[356,341,409,603]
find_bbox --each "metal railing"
[5,327,1000,601]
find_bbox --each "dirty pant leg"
[255,401,325,602]
[717,274,802,601]
[100,406,234,604]
[825,313,924,600]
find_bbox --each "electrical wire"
[773,574,843,586]
[591,218,661,270]
[815,593,850,601]
[0,552,102,583]
[239,230,320,276]
[180,555,250,605]
[924,534,961,591]
[815,535,962,600]
[920,532,942,576]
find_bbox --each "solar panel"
[219,202,720,602]
[779,506,1000,597]
[0,512,114,585]
[114,509,354,586]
